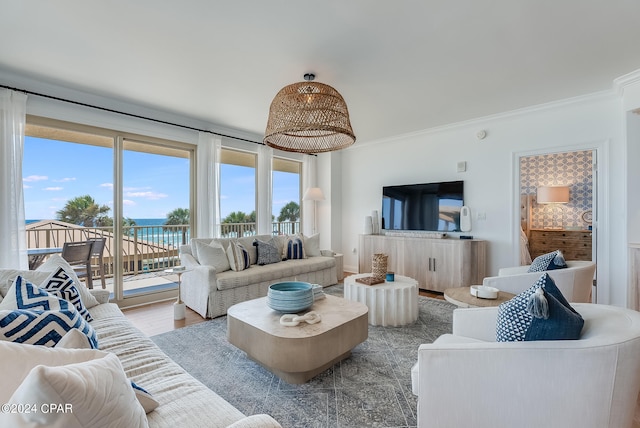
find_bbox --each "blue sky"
[23,137,299,221]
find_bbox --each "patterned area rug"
[151,285,456,428]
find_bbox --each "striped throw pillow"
[226,240,250,271]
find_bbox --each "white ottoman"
[344,273,418,326]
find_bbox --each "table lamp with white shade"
[537,185,570,229]
[303,187,325,234]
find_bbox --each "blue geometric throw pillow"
[0,276,98,348]
[253,239,281,265]
[283,236,305,260]
[40,267,93,322]
[496,273,583,342]
[527,250,567,272]
[0,308,99,348]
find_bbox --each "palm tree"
[222,211,251,224]
[278,201,300,222]
[94,215,137,235]
[56,195,111,227]
[164,208,190,244]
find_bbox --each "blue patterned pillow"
[0,308,99,348]
[253,239,282,265]
[226,240,250,271]
[40,267,93,321]
[0,276,98,348]
[496,273,583,342]
[283,236,305,260]
[527,250,567,272]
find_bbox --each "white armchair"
[412,304,640,428]
[482,260,596,303]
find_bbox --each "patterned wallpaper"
[520,150,593,230]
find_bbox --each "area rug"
[151,285,457,428]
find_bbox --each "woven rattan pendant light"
[263,73,355,154]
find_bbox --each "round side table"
[443,286,515,308]
[165,267,191,320]
[344,273,418,326]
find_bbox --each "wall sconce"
[303,187,325,234]
[537,185,570,229]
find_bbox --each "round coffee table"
[344,273,418,326]
[443,286,515,308]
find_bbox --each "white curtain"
[257,144,273,235]
[302,154,318,236]
[196,132,221,238]
[0,89,28,269]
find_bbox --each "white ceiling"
[2,1,640,144]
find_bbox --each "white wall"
[339,93,627,305]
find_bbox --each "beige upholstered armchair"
[482,260,596,302]
[412,303,640,428]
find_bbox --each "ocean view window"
[24,118,194,303]
[273,157,301,235]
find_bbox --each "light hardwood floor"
[122,274,444,336]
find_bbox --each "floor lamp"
[303,187,325,234]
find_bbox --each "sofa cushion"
[216,256,335,291]
[302,233,321,257]
[0,276,98,348]
[496,273,583,342]
[527,250,567,273]
[40,267,94,322]
[227,240,251,272]
[283,235,305,260]
[37,254,99,309]
[195,240,230,272]
[253,238,282,265]
[0,269,51,300]
[2,352,148,428]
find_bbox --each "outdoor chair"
[61,241,94,289]
[88,237,107,289]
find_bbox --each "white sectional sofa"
[0,262,282,428]
[179,235,338,318]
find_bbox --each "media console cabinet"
[358,234,487,293]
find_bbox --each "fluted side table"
[344,273,418,326]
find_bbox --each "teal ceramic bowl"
[267,281,314,312]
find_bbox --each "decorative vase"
[372,253,388,280]
[371,210,380,234]
[364,216,373,234]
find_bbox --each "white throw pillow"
[303,233,321,257]
[37,254,99,309]
[0,340,107,403]
[0,269,51,298]
[55,328,93,349]
[194,240,230,272]
[1,352,148,428]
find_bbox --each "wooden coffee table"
[227,294,368,384]
[443,286,515,308]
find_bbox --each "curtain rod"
[0,83,265,146]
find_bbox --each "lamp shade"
[303,187,325,201]
[537,186,570,204]
[264,79,355,154]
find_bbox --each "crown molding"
[350,89,617,150]
[613,69,640,95]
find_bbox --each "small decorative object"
[355,276,385,285]
[279,311,322,327]
[372,253,388,280]
[364,215,373,234]
[371,210,380,234]
[386,272,395,282]
[267,281,314,313]
[470,285,499,299]
[581,209,593,225]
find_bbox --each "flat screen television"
[381,180,464,232]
